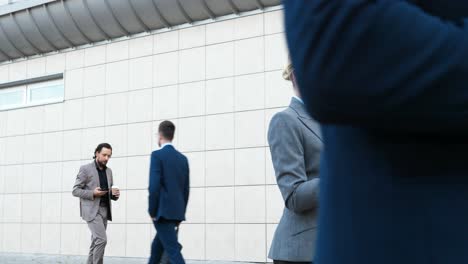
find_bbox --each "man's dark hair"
[159,120,175,141]
[93,143,112,159]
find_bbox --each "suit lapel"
[106,168,111,189]
[91,162,112,201]
[106,168,112,203]
[298,116,323,142]
[89,162,101,187]
[289,98,323,142]
[90,161,111,189]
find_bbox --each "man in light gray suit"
[73,143,120,264]
[268,63,322,264]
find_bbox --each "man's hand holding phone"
[93,187,108,197]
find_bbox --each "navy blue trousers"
[149,219,184,264]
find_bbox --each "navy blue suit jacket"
[284,1,468,263]
[148,144,190,221]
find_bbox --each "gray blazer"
[72,162,118,222]
[268,98,323,262]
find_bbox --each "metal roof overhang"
[0,0,281,63]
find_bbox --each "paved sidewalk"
[0,253,260,264]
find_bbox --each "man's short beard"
[96,158,107,167]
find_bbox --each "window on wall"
[0,76,64,111]
[28,80,64,104]
[0,86,25,109]
[0,0,22,6]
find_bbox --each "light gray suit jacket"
[72,162,118,222]
[268,98,322,262]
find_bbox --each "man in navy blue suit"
[284,1,468,264]
[148,120,190,264]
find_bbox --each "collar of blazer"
[289,98,323,142]
[89,161,112,190]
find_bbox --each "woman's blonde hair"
[282,61,294,81]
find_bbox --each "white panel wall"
[0,8,292,262]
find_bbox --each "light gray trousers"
[87,206,108,264]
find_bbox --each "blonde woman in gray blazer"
[268,63,322,264]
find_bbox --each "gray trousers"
[87,206,108,264]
